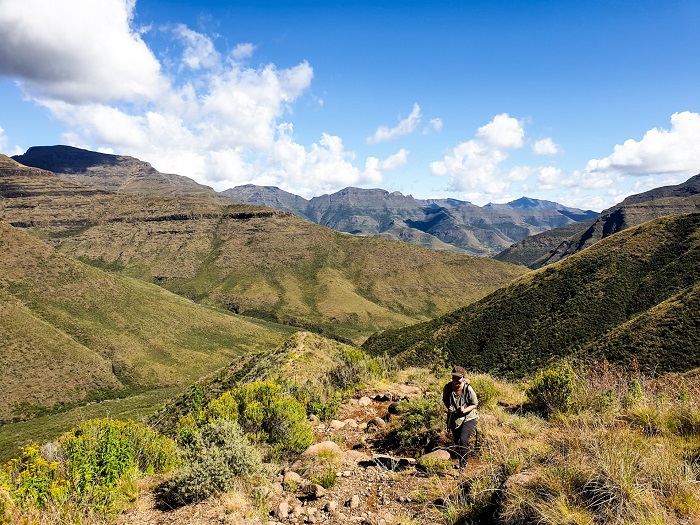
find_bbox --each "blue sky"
[1,0,699,210]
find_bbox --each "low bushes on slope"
[363,213,700,378]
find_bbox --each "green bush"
[394,396,444,452]
[205,391,239,422]
[59,419,177,494]
[205,381,313,456]
[1,420,176,516]
[1,444,68,510]
[526,365,576,417]
[267,397,313,455]
[470,375,498,408]
[158,419,260,507]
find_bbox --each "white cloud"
[231,43,256,61]
[532,137,560,156]
[476,113,524,149]
[367,103,422,144]
[0,0,166,104]
[379,149,409,170]
[0,125,7,152]
[267,125,386,195]
[430,114,524,201]
[584,111,700,176]
[508,165,537,181]
[430,139,509,195]
[422,118,443,135]
[173,25,220,71]
[536,166,563,190]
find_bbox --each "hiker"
[442,366,478,470]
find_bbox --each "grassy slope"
[0,159,527,343]
[363,213,700,377]
[0,221,293,422]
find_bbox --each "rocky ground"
[118,383,479,525]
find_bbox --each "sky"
[0,0,699,211]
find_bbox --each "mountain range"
[0,153,526,347]
[221,184,598,256]
[495,173,700,268]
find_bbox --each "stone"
[325,500,339,512]
[302,440,343,457]
[301,483,327,500]
[284,470,303,488]
[344,450,372,464]
[329,419,346,430]
[369,416,386,428]
[358,396,372,406]
[275,501,290,519]
[418,449,452,463]
[346,494,361,509]
[343,418,358,429]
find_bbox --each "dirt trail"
[118,384,484,525]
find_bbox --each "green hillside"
[0,221,292,423]
[1,155,528,343]
[363,213,700,377]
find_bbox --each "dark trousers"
[451,418,477,468]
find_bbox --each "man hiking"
[442,366,478,470]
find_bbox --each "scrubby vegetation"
[2,348,700,525]
[435,362,700,525]
[0,419,177,523]
[363,213,700,378]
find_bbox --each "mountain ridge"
[222,184,598,256]
[363,212,700,377]
[1,154,527,343]
[496,173,700,267]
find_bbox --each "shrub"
[526,365,576,417]
[470,375,498,408]
[205,391,239,422]
[1,444,68,510]
[267,397,313,455]
[158,419,260,507]
[206,381,314,456]
[394,396,444,452]
[59,419,177,495]
[310,470,337,489]
[417,456,452,476]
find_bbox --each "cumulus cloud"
[269,124,387,195]
[536,166,563,190]
[367,103,422,144]
[231,43,256,61]
[430,113,524,200]
[476,113,524,149]
[0,0,166,103]
[173,25,220,71]
[584,111,700,176]
[379,149,409,170]
[422,118,443,135]
[532,137,561,156]
[0,0,396,195]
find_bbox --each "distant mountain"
[13,145,224,200]
[496,173,700,268]
[363,212,700,377]
[0,154,527,343]
[221,184,310,216]
[223,185,598,256]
